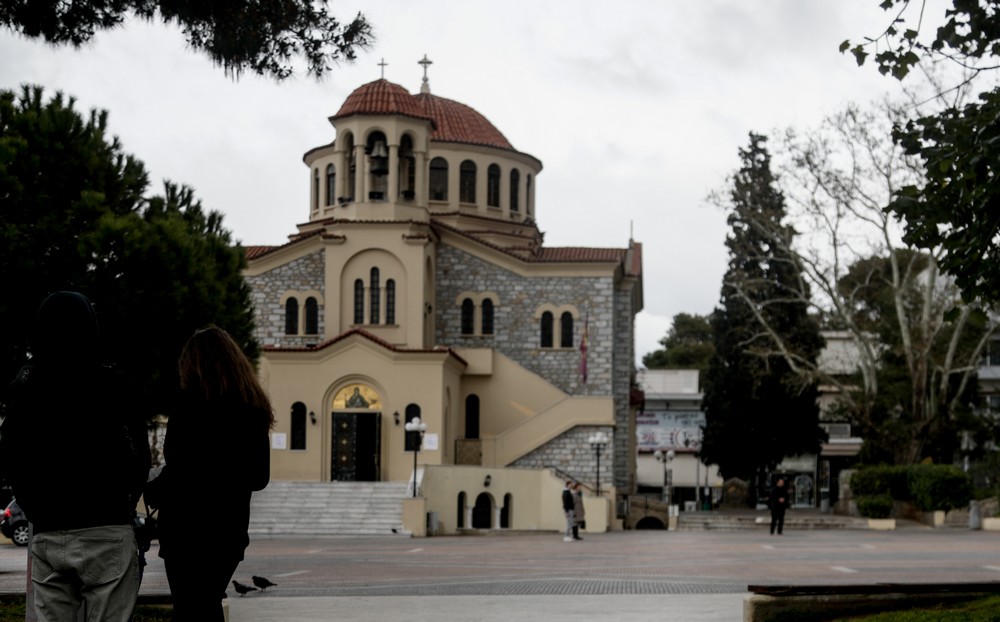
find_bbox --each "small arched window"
[399,135,416,198]
[487,164,501,207]
[312,169,320,211]
[369,267,380,325]
[526,173,533,216]
[457,492,466,529]
[430,157,448,201]
[291,402,307,450]
[465,394,480,439]
[353,279,364,324]
[540,311,554,348]
[560,312,574,348]
[510,169,520,212]
[501,493,513,529]
[459,160,476,203]
[405,404,422,451]
[325,164,336,206]
[481,299,494,335]
[461,298,475,335]
[386,280,396,324]
[285,298,299,335]
[347,138,357,200]
[304,297,319,335]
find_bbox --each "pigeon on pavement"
[252,575,277,591]
[232,580,258,596]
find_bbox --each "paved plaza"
[1,522,998,621]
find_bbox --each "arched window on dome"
[540,311,553,348]
[481,299,494,335]
[460,160,476,203]
[399,135,416,200]
[510,169,520,212]
[386,280,396,324]
[325,164,336,207]
[560,312,574,348]
[430,157,448,201]
[487,164,501,207]
[312,169,319,212]
[353,279,364,324]
[304,297,319,335]
[366,131,388,200]
[285,298,299,335]
[461,298,475,335]
[369,267,380,324]
[526,173,533,216]
[344,133,357,202]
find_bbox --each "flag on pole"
[578,311,589,384]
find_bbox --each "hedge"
[850,464,972,516]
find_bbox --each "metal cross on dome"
[378,58,388,79]
[418,54,433,93]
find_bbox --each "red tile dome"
[331,79,435,125]
[415,93,513,150]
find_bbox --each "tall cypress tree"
[701,133,825,496]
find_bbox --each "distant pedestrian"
[770,477,789,535]
[561,480,575,542]
[572,482,586,540]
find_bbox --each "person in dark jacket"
[770,477,790,535]
[149,325,273,621]
[0,291,151,622]
[561,481,576,542]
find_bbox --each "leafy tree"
[842,0,1000,304]
[701,133,826,487]
[642,313,714,373]
[1,85,258,414]
[0,1,373,80]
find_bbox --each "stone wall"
[512,425,615,492]
[246,250,325,348]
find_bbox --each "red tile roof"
[331,79,436,125]
[535,247,629,263]
[414,93,513,150]
[245,245,278,260]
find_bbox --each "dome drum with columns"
[244,60,643,535]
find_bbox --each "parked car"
[1,500,29,546]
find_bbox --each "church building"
[244,64,644,533]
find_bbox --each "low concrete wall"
[745,583,999,622]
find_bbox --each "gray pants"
[564,510,575,537]
[31,524,140,622]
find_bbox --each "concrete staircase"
[676,510,870,531]
[249,481,410,537]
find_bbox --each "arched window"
[526,173,533,216]
[465,394,480,439]
[540,311,554,348]
[510,169,520,212]
[457,492,466,529]
[347,136,357,201]
[285,298,299,335]
[461,298,475,335]
[459,160,476,203]
[325,164,336,206]
[487,164,501,207]
[481,299,494,335]
[501,493,512,529]
[560,311,574,348]
[430,157,448,201]
[353,279,364,324]
[366,131,388,199]
[386,280,396,324]
[291,402,307,450]
[369,268,380,324]
[405,404,421,451]
[312,168,320,211]
[304,297,319,335]
[399,135,415,199]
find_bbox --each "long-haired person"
[152,326,273,621]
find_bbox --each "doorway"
[331,412,381,481]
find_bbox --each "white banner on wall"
[636,410,704,452]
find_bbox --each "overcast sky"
[1,1,913,366]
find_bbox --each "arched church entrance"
[472,493,493,529]
[331,383,382,482]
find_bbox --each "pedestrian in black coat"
[770,477,789,535]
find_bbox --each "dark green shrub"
[851,465,909,498]
[856,493,894,518]
[907,464,972,512]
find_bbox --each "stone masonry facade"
[246,250,325,348]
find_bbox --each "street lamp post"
[654,449,675,506]
[588,431,609,496]
[404,416,428,498]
